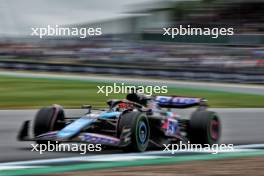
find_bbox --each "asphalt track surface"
[0,108,263,163]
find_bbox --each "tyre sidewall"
[189,111,221,145]
[118,111,150,152]
[33,106,65,144]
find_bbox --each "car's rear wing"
[155,96,207,108]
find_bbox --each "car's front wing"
[18,120,131,147]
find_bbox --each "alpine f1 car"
[18,92,221,152]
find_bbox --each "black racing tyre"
[118,111,150,152]
[188,110,221,145]
[33,106,65,144]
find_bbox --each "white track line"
[0,166,46,171]
[234,144,264,149]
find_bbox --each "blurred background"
[0,1,264,175]
[0,0,264,83]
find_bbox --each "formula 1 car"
[18,93,221,152]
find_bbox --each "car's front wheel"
[118,111,150,152]
[33,105,65,144]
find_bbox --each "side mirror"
[197,99,208,111]
[81,105,92,114]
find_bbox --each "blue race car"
[18,92,221,152]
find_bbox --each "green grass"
[0,75,263,109]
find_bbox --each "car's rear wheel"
[188,110,221,145]
[118,111,150,152]
[33,105,65,144]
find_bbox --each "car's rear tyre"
[188,110,221,145]
[118,111,150,152]
[33,105,65,144]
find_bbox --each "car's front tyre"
[33,105,65,144]
[118,111,150,152]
